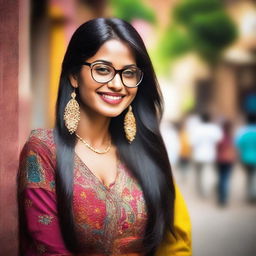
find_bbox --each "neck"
[76,109,111,147]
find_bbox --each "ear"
[69,74,78,88]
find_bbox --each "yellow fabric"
[156,184,192,256]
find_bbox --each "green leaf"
[161,26,192,59]
[170,0,237,64]
[110,0,156,23]
[190,11,237,48]
[174,0,222,24]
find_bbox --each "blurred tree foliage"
[110,0,156,23]
[159,0,237,69]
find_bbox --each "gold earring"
[124,105,136,143]
[63,90,80,134]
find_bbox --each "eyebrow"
[94,59,137,69]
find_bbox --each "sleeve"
[18,136,73,256]
[156,184,192,256]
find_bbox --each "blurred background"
[1,0,256,255]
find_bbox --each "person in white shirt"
[189,112,223,197]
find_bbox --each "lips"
[97,92,125,105]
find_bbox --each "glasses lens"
[91,62,143,87]
[122,67,143,87]
[91,63,114,83]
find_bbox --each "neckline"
[74,152,121,191]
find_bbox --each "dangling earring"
[63,89,80,134]
[124,105,136,143]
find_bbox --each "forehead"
[87,39,136,67]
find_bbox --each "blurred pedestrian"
[184,110,200,135]
[161,120,181,168]
[190,112,223,197]
[216,120,236,206]
[177,120,191,181]
[235,113,256,203]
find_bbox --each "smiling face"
[70,39,139,119]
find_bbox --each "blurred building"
[217,0,256,121]
[159,0,256,122]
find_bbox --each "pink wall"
[0,0,19,254]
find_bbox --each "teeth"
[102,94,122,100]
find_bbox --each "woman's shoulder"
[18,128,57,192]
[28,128,55,147]
[24,128,56,155]
[20,128,56,175]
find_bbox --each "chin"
[95,102,130,118]
[100,109,125,118]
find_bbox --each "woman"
[18,18,191,256]
[216,120,236,206]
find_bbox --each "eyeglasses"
[82,61,143,88]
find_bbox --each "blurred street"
[173,164,256,256]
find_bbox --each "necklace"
[75,133,111,154]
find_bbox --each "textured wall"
[0,0,19,255]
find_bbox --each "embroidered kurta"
[18,128,192,256]
[18,129,147,255]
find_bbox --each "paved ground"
[173,164,256,256]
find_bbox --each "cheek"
[78,71,95,89]
[128,88,138,102]
[78,78,97,98]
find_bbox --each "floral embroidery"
[38,215,54,225]
[50,180,55,189]
[26,154,42,183]
[24,199,33,208]
[80,191,86,199]
[73,154,148,254]
[36,243,47,254]
[19,129,55,193]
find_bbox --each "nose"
[107,73,123,91]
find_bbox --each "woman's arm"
[18,134,73,256]
[156,184,192,256]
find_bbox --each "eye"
[122,68,137,78]
[93,64,112,75]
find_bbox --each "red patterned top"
[18,128,147,256]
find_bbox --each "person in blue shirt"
[235,113,256,203]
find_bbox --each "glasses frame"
[82,61,143,88]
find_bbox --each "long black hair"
[54,17,175,256]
